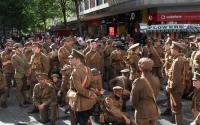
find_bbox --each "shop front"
[148,6,200,24]
[99,10,143,37]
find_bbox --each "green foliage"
[0,0,74,34]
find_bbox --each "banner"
[147,24,200,32]
[149,12,200,22]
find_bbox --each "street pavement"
[0,87,193,125]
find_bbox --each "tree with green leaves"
[72,0,83,36]
[0,0,32,38]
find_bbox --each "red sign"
[149,12,200,22]
[109,27,115,36]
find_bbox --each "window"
[84,0,89,10]
[104,0,112,4]
[80,1,84,12]
[90,0,95,8]
[96,0,103,5]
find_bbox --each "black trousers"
[75,108,93,125]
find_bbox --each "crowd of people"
[0,33,200,125]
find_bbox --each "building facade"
[74,0,200,37]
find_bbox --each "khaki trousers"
[39,104,58,122]
[15,76,27,105]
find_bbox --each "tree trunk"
[43,20,47,33]
[74,0,82,36]
[60,0,67,27]
[62,8,67,27]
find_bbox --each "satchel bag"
[67,66,89,108]
[67,89,78,108]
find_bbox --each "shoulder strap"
[62,46,70,55]
[81,66,89,88]
[151,46,163,64]
[142,77,161,115]
[90,52,97,61]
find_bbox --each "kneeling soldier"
[33,73,57,125]
[103,86,134,125]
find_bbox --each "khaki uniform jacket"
[103,94,126,123]
[103,44,113,66]
[0,50,14,74]
[149,46,163,67]
[33,82,57,106]
[11,53,29,78]
[48,50,59,73]
[164,51,173,76]
[126,52,140,79]
[85,50,103,72]
[29,53,50,81]
[130,73,160,119]
[142,46,150,57]
[168,54,186,92]
[110,49,126,73]
[70,64,96,111]
[58,46,72,68]
[23,49,33,63]
[91,74,103,91]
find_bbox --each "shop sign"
[109,27,115,36]
[148,24,186,30]
[149,12,200,22]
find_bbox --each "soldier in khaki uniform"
[109,69,132,109]
[191,72,200,125]
[125,43,140,81]
[103,86,134,125]
[90,68,103,92]
[0,70,8,108]
[58,37,73,68]
[23,41,33,63]
[131,57,160,125]
[48,43,59,74]
[68,49,97,125]
[43,35,53,53]
[85,39,103,73]
[166,41,186,125]
[50,74,62,104]
[23,41,33,103]
[0,41,15,89]
[33,73,57,125]
[11,43,29,107]
[110,42,126,78]
[142,38,153,57]
[60,64,72,107]
[149,39,164,81]
[29,42,50,93]
[103,39,114,82]
[161,38,173,116]
[28,42,50,113]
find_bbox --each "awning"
[147,24,200,33]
